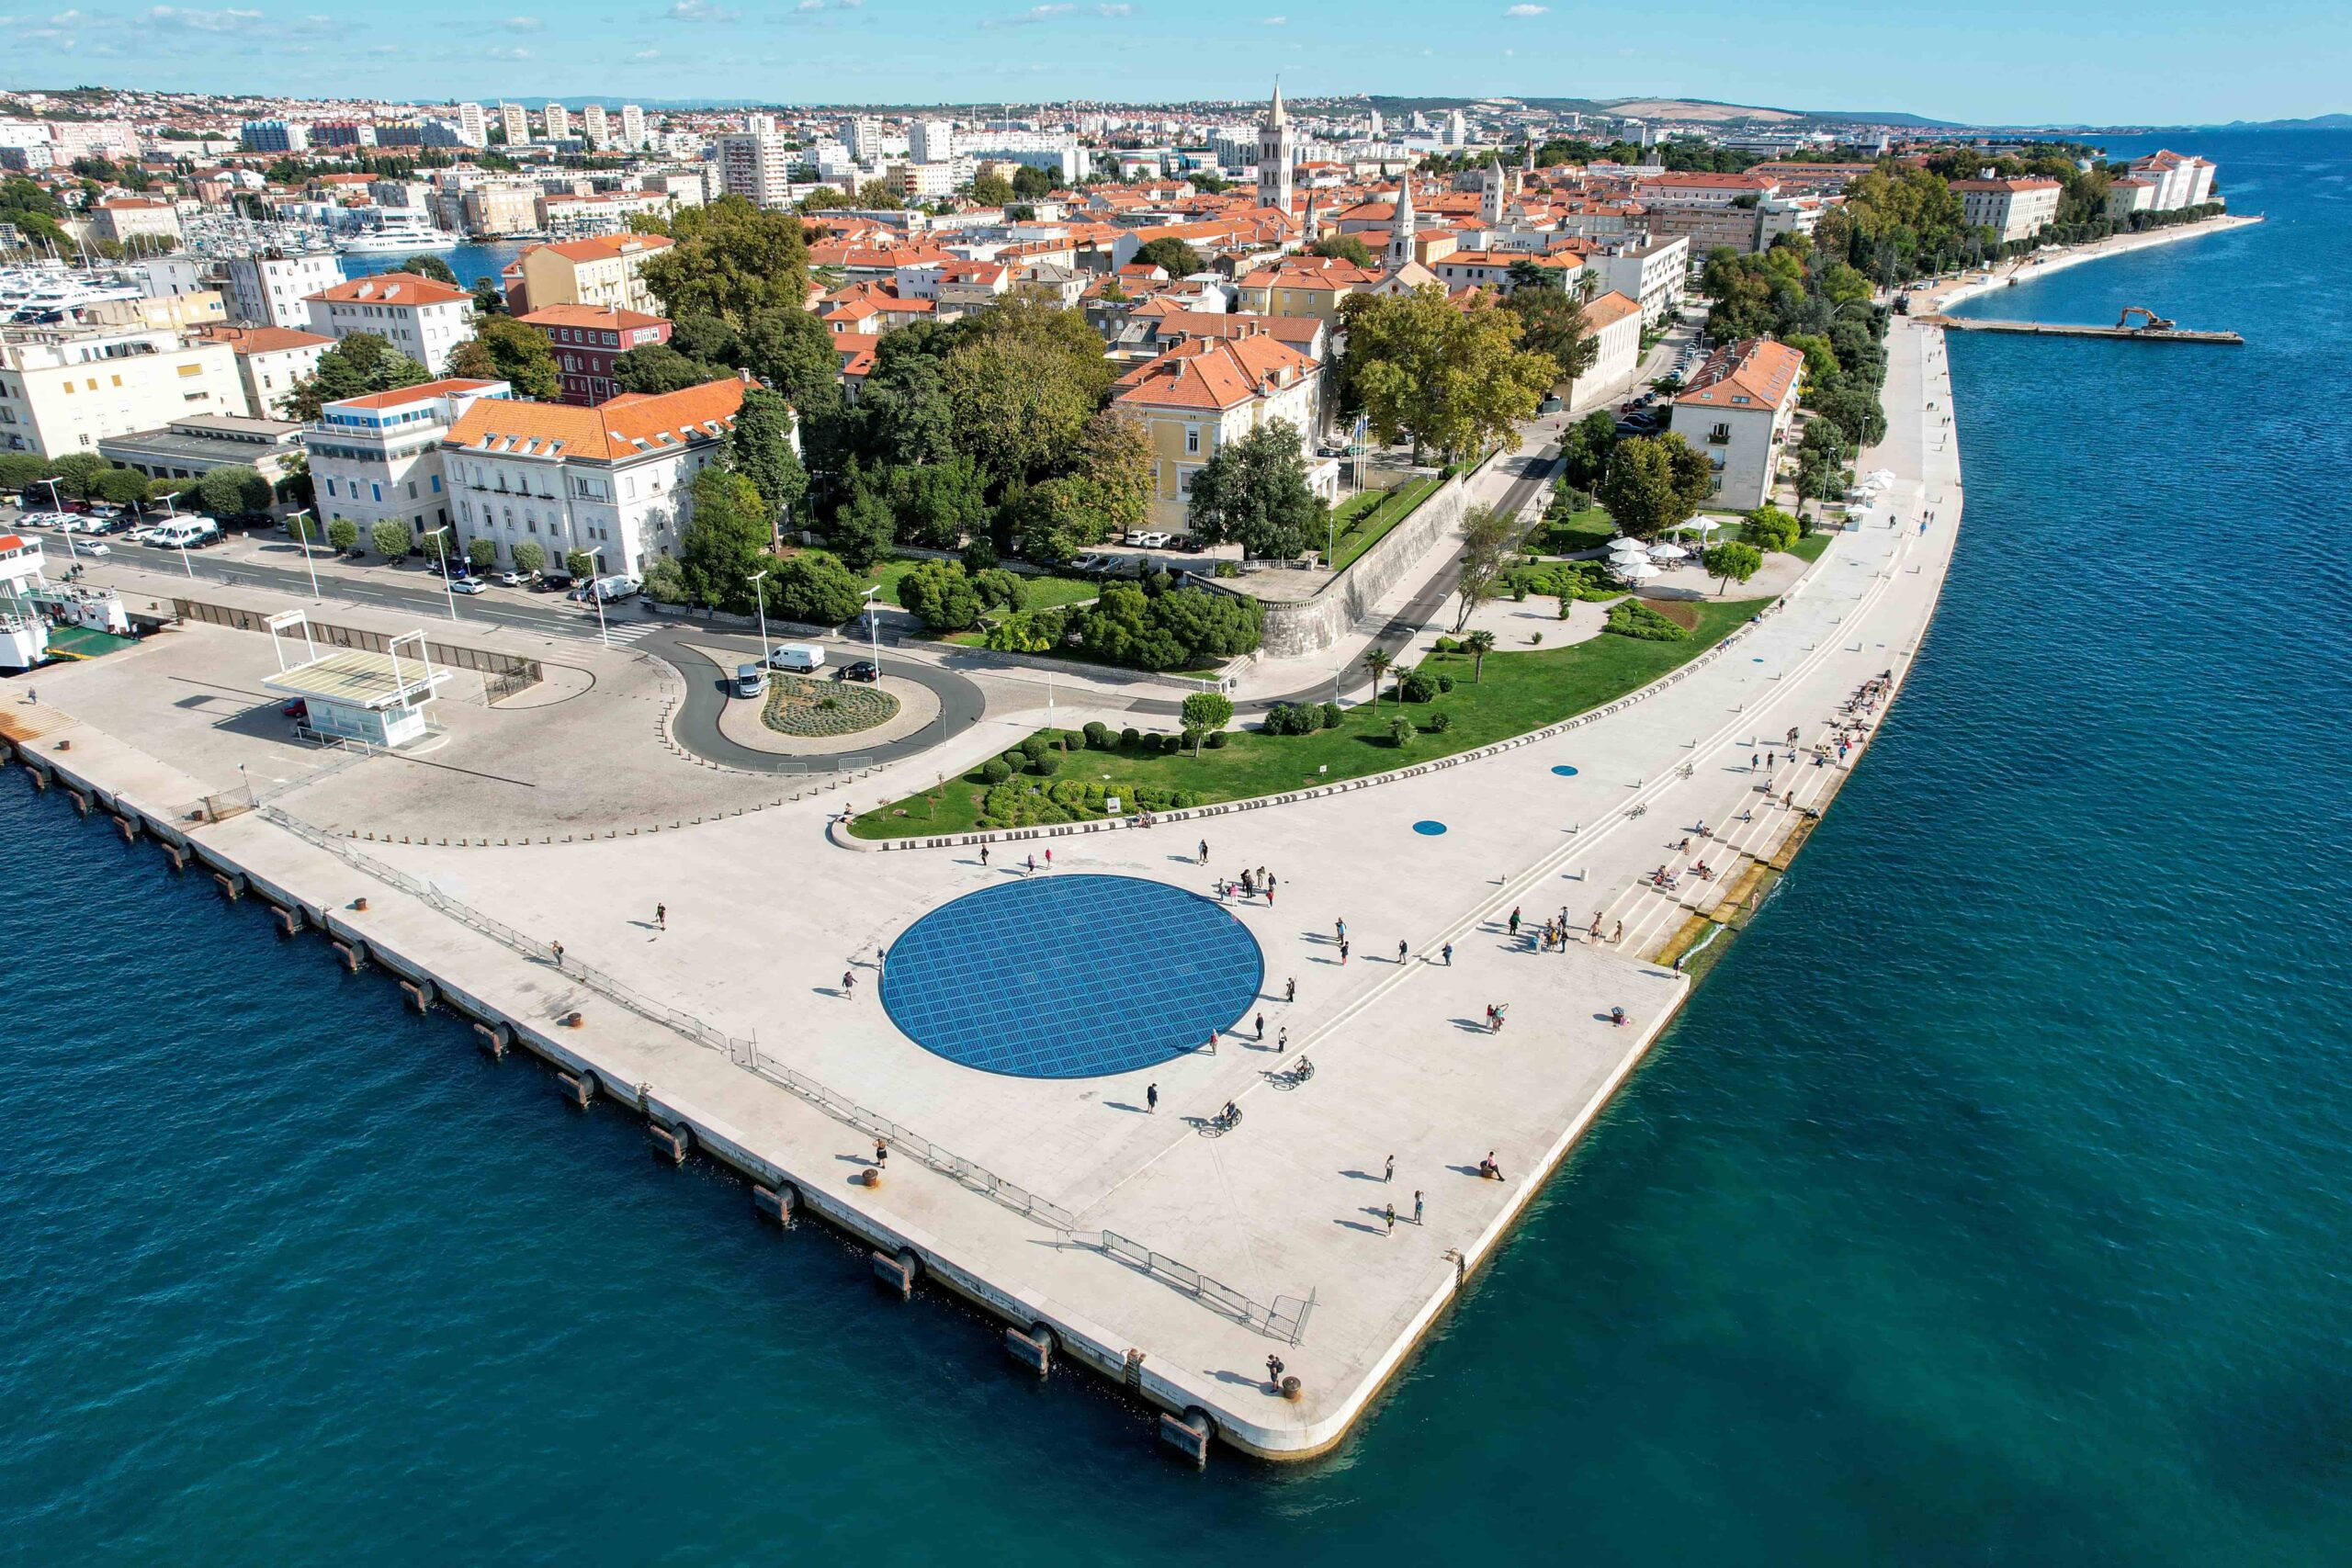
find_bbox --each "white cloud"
[503,13,542,28]
[145,5,264,28]
[632,46,661,58]
[484,44,532,57]
[1502,3,1546,13]
[839,0,865,7]
[667,0,739,18]
[795,0,821,10]
[1257,12,1284,21]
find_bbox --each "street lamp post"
[862,584,882,676]
[747,569,771,665]
[285,507,321,601]
[150,489,197,580]
[40,479,77,562]
[431,527,458,622]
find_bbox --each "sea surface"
[6,133,2350,1563]
[341,241,526,294]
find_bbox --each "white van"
[149,517,220,549]
[764,643,824,673]
[735,661,767,698]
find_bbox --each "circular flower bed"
[761,673,900,738]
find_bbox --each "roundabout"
[880,874,1264,1078]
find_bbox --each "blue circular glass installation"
[880,874,1263,1079]
[1551,765,1579,777]
[1412,820,1448,836]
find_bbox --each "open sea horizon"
[5,131,2349,1563]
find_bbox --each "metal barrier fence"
[1092,1230,1314,1343]
[172,598,544,692]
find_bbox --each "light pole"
[862,584,882,676]
[748,568,771,665]
[285,507,321,601]
[430,526,458,622]
[40,479,78,562]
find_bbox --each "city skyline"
[1,0,2344,128]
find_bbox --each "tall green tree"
[447,315,560,400]
[1340,285,1557,463]
[639,194,812,326]
[941,291,1109,484]
[1450,502,1530,633]
[828,480,896,572]
[401,254,458,285]
[723,386,808,524]
[1306,233,1374,265]
[1183,420,1322,559]
[611,343,728,395]
[1503,283,1599,400]
[1598,434,1715,541]
[287,333,429,421]
[1702,540,1763,594]
[771,551,864,626]
[677,467,771,613]
[1133,236,1204,277]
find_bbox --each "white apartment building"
[304,377,510,538]
[714,131,796,210]
[910,118,954,164]
[198,323,334,419]
[223,251,344,329]
[1579,290,1644,393]
[581,103,610,149]
[1585,235,1689,325]
[618,105,646,151]
[1669,337,1805,511]
[545,104,571,142]
[303,273,478,376]
[2126,150,2218,211]
[440,377,751,578]
[0,322,242,457]
[1952,175,2064,243]
[456,102,488,148]
[499,103,531,147]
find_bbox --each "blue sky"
[1,0,2343,125]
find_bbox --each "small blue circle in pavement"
[1412,820,1447,836]
[1753,657,1765,663]
[881,874,1262,1079]
[1551,765,1579,777]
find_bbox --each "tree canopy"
[1340,284,1556,463]
[1306,233,1374,266]
[447,315,560,400]
[639,194,812,326]
[1598,434,1715,541]
[722,386,807,522]
[1183,419,1323,560]
[1133,236,1204,278]
[287,333,429,421]
[676,467,771,614]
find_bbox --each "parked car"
[1070,553,1112,573]
[77,540,110,556]
[837,660,878,684]
[764,642,825,673]
[496,570,532,587]
[734,662,767,699]
[448,577,487,594]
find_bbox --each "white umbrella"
[1614,559,1660,582]
[1866,468,1896,484]
[1607,537,1650,555]
[1647,541,1688,559]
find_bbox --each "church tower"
[1386,175,1419,270]
[1257,80,1296,222]
[1479,152,1505,228]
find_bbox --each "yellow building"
[1111,329,1330,535]
[1233,255,1382,325]
[513,233,675,316]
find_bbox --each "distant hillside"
[2211,113,2352,130]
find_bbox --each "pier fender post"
[273,904,305,938]
[212,870,244,903]
[162,840,186,872]
[871,1247,920,1301]
[647,1120,691,1166]
[556,1069,595,1110]
[69,788,90,817]
[751,1182,798,1227]
[474,1021,512,1060]
[24,762,49,791]
[1158,1408,1215,1469]
[399,977,435,1014]
[113,812,140,842]
[1004,1323,1056,1377]
[332,938,363,973]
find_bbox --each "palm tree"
[1464,629,1496,682]
[1364,646,1395,707]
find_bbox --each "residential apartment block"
[714,130,796,210]
[514,305,672,406]
[0,322,242,457]
[1112,330,1330,536]
[441,377,752,579]
[510,234,673,316]
[303,377,510,539]
[198,323,334,419]
[1952,175,2063,243]
[1668,336,1804,511]
[223,251,344,330]
[303,272,477,376]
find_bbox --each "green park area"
[850,595,1765,839]
[1325,475,1443,571]
[848,552,1101,612]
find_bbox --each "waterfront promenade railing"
[255,805,1307,1339]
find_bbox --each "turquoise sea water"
[6,133,2350,1562]
[341,241,526,293]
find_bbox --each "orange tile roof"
[199,323,334,355]
[537,233,675,263]
[444,377,747,462]
[1580,290,1642,330]
[334,377,503,411]
[1676,338,1804,412]
[1114,333,1318,413]
[1153,310,1325,350]
[516,304,668,331]
[307,272,472,308]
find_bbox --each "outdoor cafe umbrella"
[1607,537,1650,555]
[1647,541,1689,560]
[1614,558,1661,582]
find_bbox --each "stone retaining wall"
[1245,472,1467,660]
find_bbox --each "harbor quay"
[4,319,1963,1462]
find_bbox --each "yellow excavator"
[2118,306,2177,331]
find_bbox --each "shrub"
[1558,596,1573,619]
[972,567,1026,614]
[511,537,546,575]
[1432,636,1461,653]
[465,537,498,572]
[1018,735,1051,766]
[1436,672,1455,694]
[1429,711,1453,733]
[1002,750,1026,771]
[1511,583,1528,602]
[1159,732,1182,754]
[1031,749,1061,777]
[980,758,1012,784]
[1205,729,1228,749]
[326,518,359,553]
[1604,599,1691,641]
[370,519,413,559]
[1388,716,1415,748]
[1397,669,1440,704]
[1082,720,1111,749]
[1263,702,1318,736]
[1320,701,1344,729]
[1120,726,1141,748]
[899,559,986,632]
[960,537,1000,574]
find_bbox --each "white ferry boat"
[336,211,462,255]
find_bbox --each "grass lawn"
[1327,475,1442,571]
[1533,504,1615,554]
[852,596,1766,839]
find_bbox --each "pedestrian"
[1442,942,1453,966]
[874,1138,888,1167]
[1147,1082,1159,1114]
[1340,940,1350,965]
[1266,883,1274,907]
[979,843,989,867]
[1396,939,1408,964]
[1266,872,1276,897]
[842,970,855,997]
[655,902,666,930]
[1025,852,1036,875]
[1383,1203,1395,1235]
[1255,1012,1266,1042]
[23,688,32,705]
[1266,1355,1284,1387]
[1285,976,1297,1004]
[1044,847,1053,871]
[1750,752,1758,771]
[1413,1190,1424,1225]
[1277,1027,1289,1055]
[1335,917,1346,943]
[1589,914,1602,942]
[1206,1029,1218,1054]
[1198,838,1209,865]
[1612,919,1623,944]
[1508,906,1521,936]
[551,940,564,969]
[1384,1154,1395,1183]
[876,944,887,976]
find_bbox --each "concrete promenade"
[4,310,1960,1461]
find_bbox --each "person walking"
[1383,1203,1396,1235]
[1335,917,1346,943]
[1266,1355,1284,1388]
[842,970,856,998]
[1044,847,1053,871]
[1396,939,1408,964]
[1339,940,1350,965]
[1147,1082,1159,1114]
[1285,976,1296,1004]
[551,940,565,970]
[874,1138,888,1168]
[1255,1012,1266,1042]
[1508,906,1521,937]
[1383,1154,1395,1183]
[1413,1190,1424,1225]
[978,843,989,867]
[1611,919,1623,944]
[655,902,666,931]
[1025,853,1035,874]
[1277,1026,1289,1055]
[1442,942,1453,966]
[1198,838,1209,865]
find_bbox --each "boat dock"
[1918,313,2244,344]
